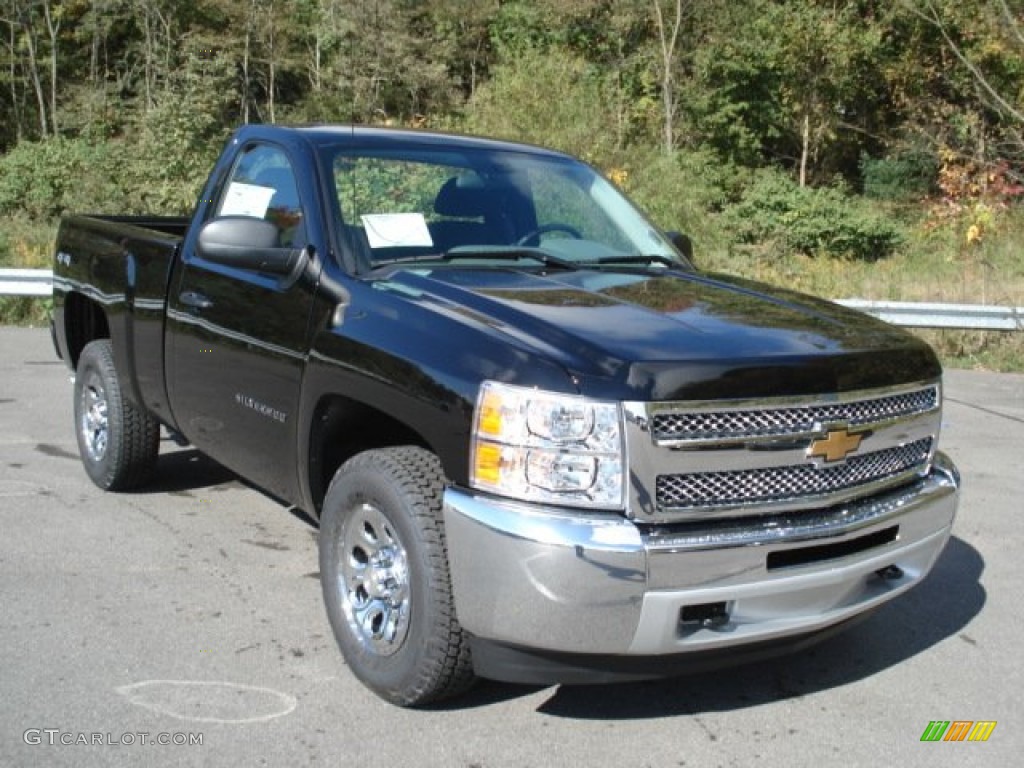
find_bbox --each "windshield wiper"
[372,245,579,271]
[578,254,681,269]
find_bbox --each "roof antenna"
[349,3,356,137]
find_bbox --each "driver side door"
[166,142,317,501]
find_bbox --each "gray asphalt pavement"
[0,326,1020,767]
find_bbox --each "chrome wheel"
[79,370,109,462]
[72,339,160,491]
[336,501,411,656]
[319,447,474,705]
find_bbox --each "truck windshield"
[324,145,686,270]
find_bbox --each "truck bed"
[52,214,189,429]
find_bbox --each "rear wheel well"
[308,395,431,517]
[63,292,110,369]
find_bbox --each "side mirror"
[197,216,304,277]
[665,230,694,264]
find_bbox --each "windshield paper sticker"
[220,182,276,218]
[361,213,433,249]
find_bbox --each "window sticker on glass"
[221,182,276,218]
[361,213,434,249]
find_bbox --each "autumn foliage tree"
[0,0,1021,228]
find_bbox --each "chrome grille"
[652,386,938,442]
[655,438,933,510]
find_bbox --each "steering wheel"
[515,223,583,246]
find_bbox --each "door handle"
[179,290,213,310]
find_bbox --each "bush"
[461,45,617,164]
[0,46,232,222]
[0,217,52,268]
[721,169,903,260]
[860,148,938,201]
[617,146,742,258]
[0,138,127,219]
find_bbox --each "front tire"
[319,447,475,706]
[73,339,160,490]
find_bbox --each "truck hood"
[376,266,940,400]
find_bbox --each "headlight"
[470,381,624,509]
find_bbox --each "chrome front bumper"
[442,453,959,663]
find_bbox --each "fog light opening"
[874,564,904,581]
[680,601,730,630]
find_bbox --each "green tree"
[683,0,889,185]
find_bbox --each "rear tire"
[73,339,160,490]
[319,446,475,706]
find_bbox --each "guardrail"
[2,268,1022,331]
[0,268,52,297]
[836,299,1024,332]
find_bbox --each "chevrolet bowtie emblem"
[807,428,864,463]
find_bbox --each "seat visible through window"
[429,176,505,252]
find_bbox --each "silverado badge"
[807,428,864,463]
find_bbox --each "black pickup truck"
[51,124,960,706]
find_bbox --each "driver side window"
[216,144,306,248]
